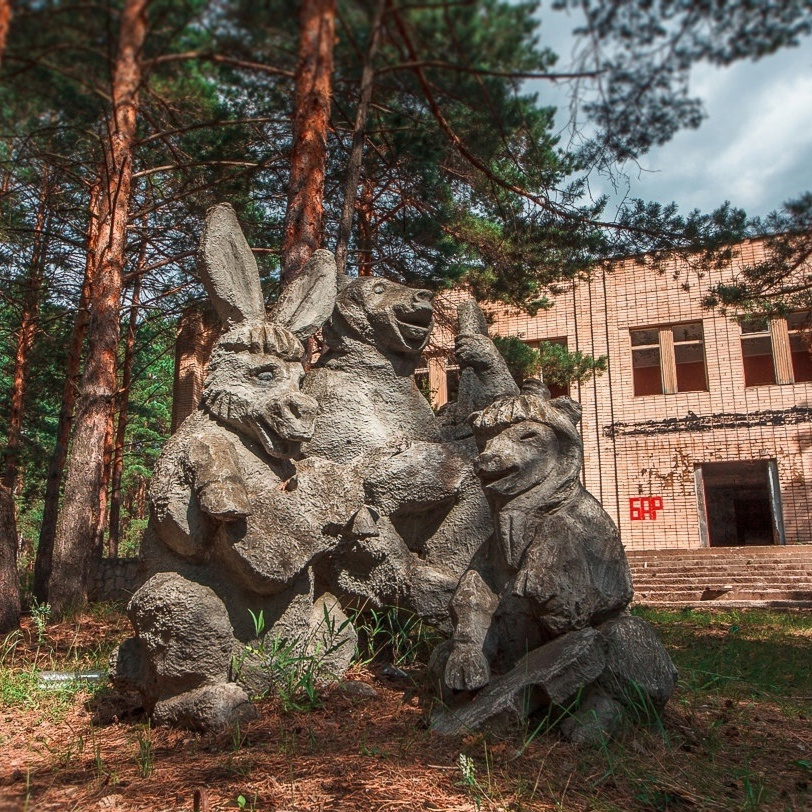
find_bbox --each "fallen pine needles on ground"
[0,605,809,811]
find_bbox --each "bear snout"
[474,451,505,479]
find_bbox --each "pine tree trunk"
[108,270,142,555]
[0,484,20,633]
[170,304,220,432]
[281,0,335,285]
[3,172,50,492]
[0,0,11,68]
[94,399,116,560]
[357,176,375,277]
[335,0,385,275]
[46,0,149,617]
[34,183,101,602]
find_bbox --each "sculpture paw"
[198,480,251,522]
[454,334,500,371]
[444,646,490,692]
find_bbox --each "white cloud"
[626,47,812,215]
[532,6,812,218]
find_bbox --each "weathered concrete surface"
[432,628,606,735]
[114,205,359,730]
[597,614,678,710]
[435,385,674,740]
[152,683,258,731]
[112,573,236,701]
[304,279,517,622]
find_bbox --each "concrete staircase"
[626,545,812,609]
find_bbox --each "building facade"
[423,240,812,551]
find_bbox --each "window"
[741,311,812,387]
[631,322,708,396]
[525,338,570,398]
[445,361,460,403]
[787,312,812,383]
[741,317,776,386]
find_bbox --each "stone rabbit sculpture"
[112,204,364,730]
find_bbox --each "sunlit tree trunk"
[0,0,11,68]
[47,0,149,617]
[34,182,101,602]
[281,0,335,285]
[3,171,50,493]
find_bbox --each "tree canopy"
[0,0,810,616]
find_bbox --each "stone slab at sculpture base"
[559,687,626,745]
[597,614,679,711]
[431,628,606,736]
[153,683,258,731]
[431,617,678,742]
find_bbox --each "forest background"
[1,0,811,628]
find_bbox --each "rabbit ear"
[271,249,338,339]
[198,203,265,326]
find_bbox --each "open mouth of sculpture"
[477,464,520,488]
[393,305,432,345]
[251,416,311,457]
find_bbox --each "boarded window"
[631,322,707,396]
[631,328,662,396]
[741,317,776,386]
[787,311,812,383]
[445,363,460,403]
[672,322,708,392]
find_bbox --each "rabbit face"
[202,324,319,459]
[329,277,434,357]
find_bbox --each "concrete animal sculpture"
[112,204,363,730]
[433,382,676,740]
[303,279,518,624]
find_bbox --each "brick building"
[422,240,812,551]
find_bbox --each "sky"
[533,6,812,221]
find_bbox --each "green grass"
[633,606,812,704]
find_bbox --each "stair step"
[633,589,812,602]
[632,599,812,610]
[623,546,812,608]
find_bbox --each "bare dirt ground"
[1,608,810,811]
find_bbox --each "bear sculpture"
[432,382,678,741]
[304,278,518,624]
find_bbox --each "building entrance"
[696,460,785,547]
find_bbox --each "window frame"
[740,311,812,387]
[630,321,708,397]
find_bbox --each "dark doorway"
[696,460,785,547]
